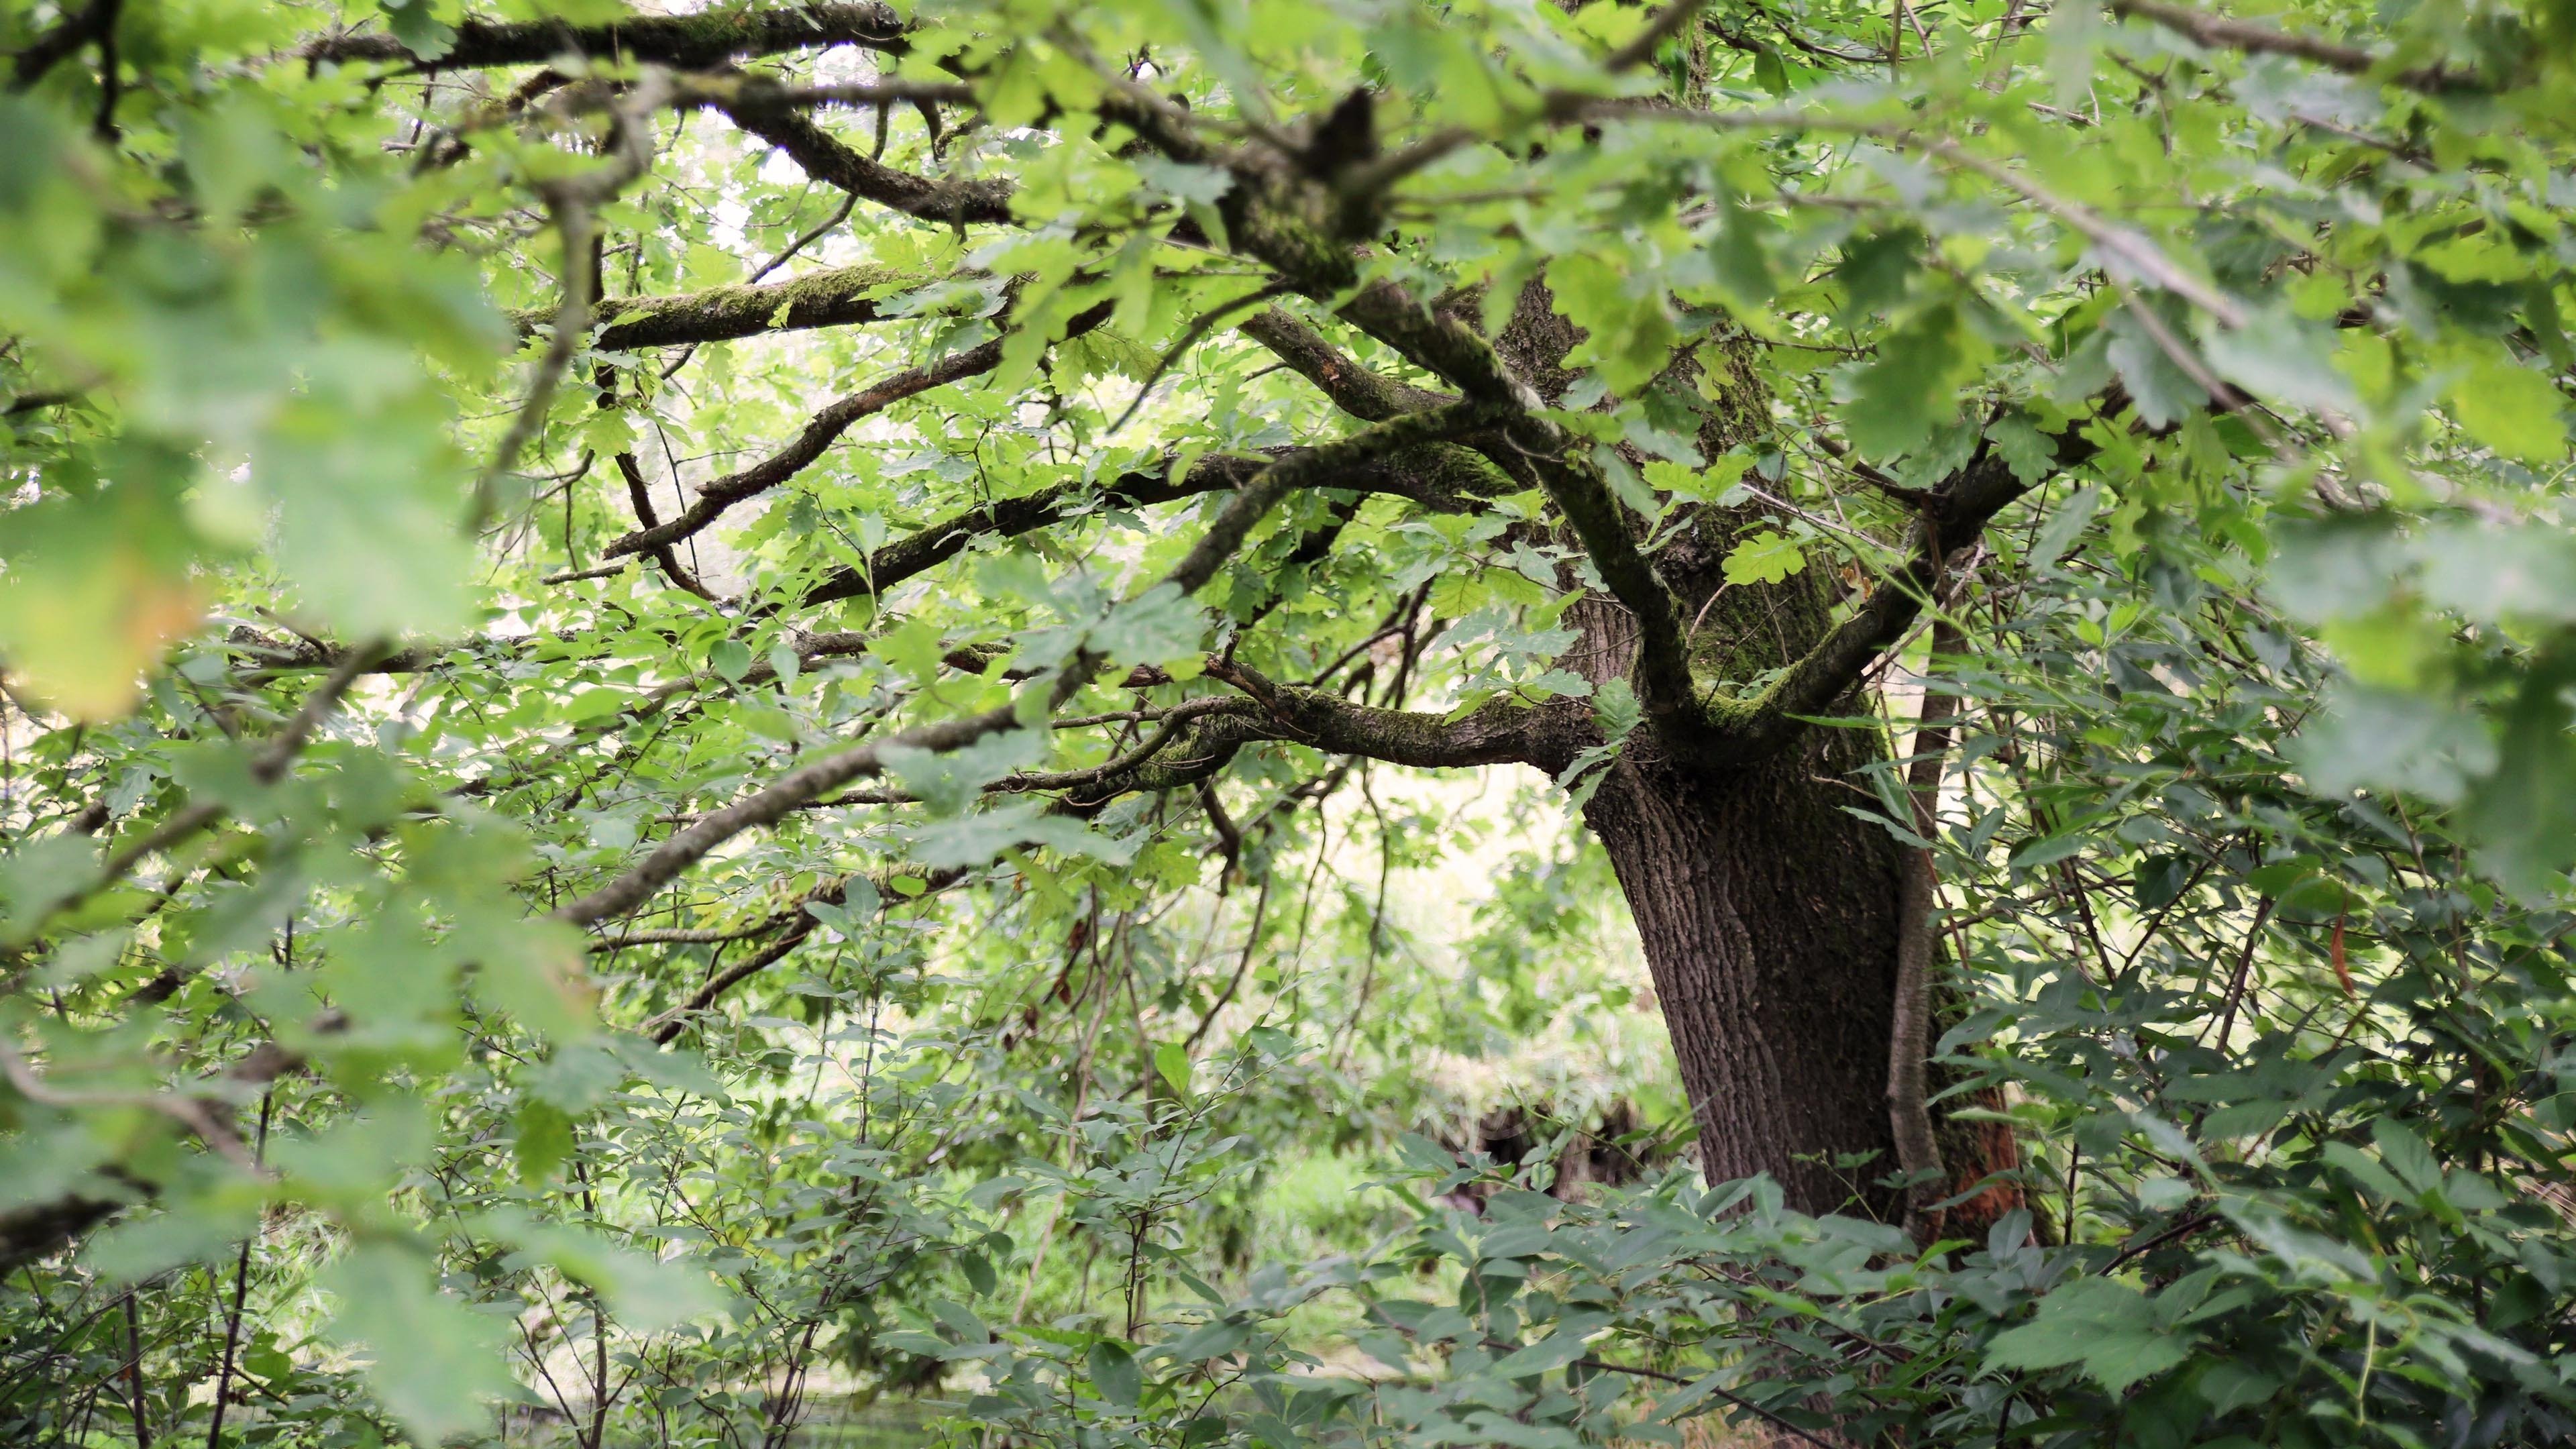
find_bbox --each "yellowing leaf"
[0,482,201,720]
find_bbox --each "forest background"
[3,1,2575,1447]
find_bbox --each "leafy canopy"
[2,0,2575,1446]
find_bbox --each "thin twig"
[1574,1359,1841,1449]
[1103,283,1294,437]
[2107,0,2476,94]
[467,73,669,533]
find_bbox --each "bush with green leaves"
[3,0,2574,1446]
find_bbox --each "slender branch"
[123,1289,150,1449]
[1574,1359,1841,1449]
[1166,402,1497,595]
[2106,0,2479,94]
[204,1087,275,1449]
[592,920,789,953]
[554,408,1421,925]
[1890,616,1962,1243]
[1049,700,1252,784]
[2100,1209,2221,1270]
[1568,99,2250,327]
[603,301,1112,559]
[639,867,969,1044]
[548,693,1042,927]
[91,643,380,892]
[1182,870,1271,1051]
[801,438,1480,609]
[745,193,859,288]
[1104,283,1296,436]
[718,95,1015,227]
[2205,895,2278,1050]
[10,0,117,90]
[472,75,667,531]
[1604,0,1717,72]
[1723,436,2063,753]
[664,75,973,112]
[0,1040,258,1171]
[799,698,1265,808]
[612,452,719,598]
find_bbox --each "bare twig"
[1103,283,1295,437]
[1573,1359,1842,1449]
[92,643,378,891]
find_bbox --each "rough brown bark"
[1479,282,1917,1219]
[1582,744,1909,1218]
[1890,621,1962,1238]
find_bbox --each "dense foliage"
[3,1,2575,1446]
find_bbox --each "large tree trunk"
[1581,744,1909,1219]
[1485,278,2017,1228]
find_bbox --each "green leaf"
[2104,308,2208,430]
[87,1202,258,1281]
[484,1211,727,1332]
[1551,252,1678,395]
[1986,1279,2192,1393]
[1721,529,1805,586]
[2027,484,2100,570]
[2202,307,2357,415]
[710,639,753,682]
[1087,1338,1144,1407]
[1844,304,1976,458]
[1093,582,1208,665]
[322,1242,515,1444]
[0,468,201,720]
[1487,1328,1592,1379]
[1154,1041,1193,1097]
[515,1099,573,1185]
[2010,831,2088,870]
[260,396,473,639]
[1751,44,1790,97]
[0,835,99,947]
[2414,522,2576,623]
[2447,351,2569,464]
[380,0,458,60]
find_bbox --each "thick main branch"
[300,4,908,69]
[527,264,912,352]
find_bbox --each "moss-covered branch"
[1236,309,1456,423]
[718,95,1016,227]
[299,3,908,70]
[514,263,913,352]
[1721,435,2079,756]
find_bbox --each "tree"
[4,1,2575,1445]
